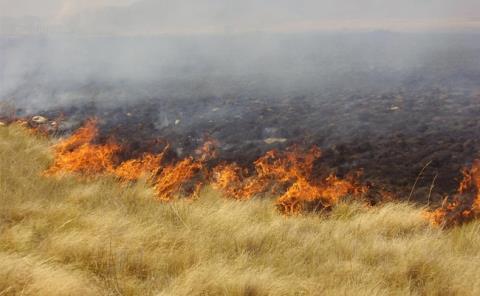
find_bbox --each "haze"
[1,0,480,34]
[1,0,480,112]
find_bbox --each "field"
[1,124,480,295]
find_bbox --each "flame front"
[45,120,208,201]
[45,119,120,175]
[154,157,204,201]
[424,160,480,226]
[36,119,480,224]
[113,152,165,182]
[45,120,365,212]
[213,146,366,214]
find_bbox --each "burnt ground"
[14,85,479,204]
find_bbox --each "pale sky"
[1,0,480,34]
[0,0,137,17]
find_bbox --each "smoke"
[1,0,480,112]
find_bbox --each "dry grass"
[1,124,480,295]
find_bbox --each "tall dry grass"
[1,124,480,295]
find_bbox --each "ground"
[1,125,480,295]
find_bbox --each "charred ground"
[8,85,480,204]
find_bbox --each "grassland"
[1,124,480,295]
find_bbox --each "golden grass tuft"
[1,124,480,295]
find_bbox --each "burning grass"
[9,117,480,226]
[424,160,480,227]
[14,119,480,226]
[213,147,367,213]
[44,120,367,213]
[44,120,480,226]
[44,119,120,175]
[2,123,480,295]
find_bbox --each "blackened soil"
[25,85,480,204]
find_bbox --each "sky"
[1,0,480,34]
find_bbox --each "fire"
[277,174,366,214]
[45,120,120,175]
[152,137,218,201]
[154,157,204,201]
[212,163,249,199]
[35,118,480,224]
[212,162,269,200]
[113,152,165,182]
[45,120,366,213]
[45,120,211,201]
[213,146,367,213]
[425,160,480,226]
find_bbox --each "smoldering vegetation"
[2,32,480,200]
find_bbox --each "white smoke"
[1,0,480,112]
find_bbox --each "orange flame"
[45,120,367,213]
[154,157,204,201]
[277,174,366,214]
[425,160,480,226]
[153,138,217,201]
[45,120,211,201]
[213,146,366,213]
[212,163,269,200]
[113,152,165,182]
[45,120,119,175]
[40,119,480,224]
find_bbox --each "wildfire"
[44,120,365,211]
[153,138,217,201]
[38,119,480,224]
[424,160,480,226]
[7,112,476,226]
[212,163,251,199]
[213,146,367,214]
[44,120,212,201]
[113,152,166,182]
[154,157,204,201]
[45,119,120,175]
